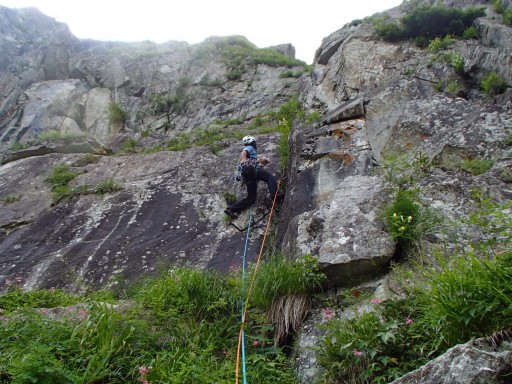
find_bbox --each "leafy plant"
[121,137,139,153]
[9,141,31,151]
[37,130,86,142]
[94,179,123,195]
[492,0,506,14]
[460,158,494,175]
[45,164,82,188]
[251,254,326,309]
[279,70,303,79]
[480,72,507,95]
[199,74,223,86]
[445,79,463,95]
[383,189,420,247]
[44,163,85,202]
[462,25,478,39]
[448,53,465,74]
[503,8,512,25]
[250,254,326,345]
[305,111,322,124]
[108,102,129,124]
[0,194,21,205]
[226,69,244,81]
[374,5,486,42]
[7,343,79,384]
[427,36,455,53]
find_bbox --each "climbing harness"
[235,180,281,384]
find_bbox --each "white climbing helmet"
[242,135,256,145]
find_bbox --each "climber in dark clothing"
[224,136,277,217]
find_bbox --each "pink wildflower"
[138,366,151,376]
[371,298,383,305]
[405,316,413,325]
[14,276,22,283]
[78,309,87,320]
[322,308,334,320]
[352,349,364,357]
[253,339,260,347]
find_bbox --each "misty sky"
[0,0,403,63]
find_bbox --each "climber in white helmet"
[224,136,277,218]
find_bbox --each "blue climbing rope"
[235,180,281,384]
[240,207,252,384]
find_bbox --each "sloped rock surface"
[391,336,512,384]
[0,135,282,290]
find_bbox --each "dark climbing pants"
[228,168,277,213]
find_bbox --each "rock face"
[0,5,304,289]
[1,0,512,381]
[390,335,512,384]
[0,136,282,291]
[279,0,512,288]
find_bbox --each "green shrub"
[383,189,420,247]
[460,158,494,175]
[305,111,322,124]
[45,164,82,188]
[0,194,21,204]
[135,268,240,322]
[374,21,406,41]
[449,53,465,74]
[0,288,81,313]
[251,254,325,309]
[199,74,223,86]
[279,70,303,79]
[318,309,419,384]
[108,102,129,124]
[37,130,86,142]
[462,25,478,39]
[8,343,80,384]
[492,0,506,14]
[94,179,123,194]
[480,72,507,95]
[147,85,190,117]
[402,6,485,39]
[414,251,512,346]
[226,69,244,80]
[503,8,512,25]
[121,137,139,153]
[9,141,31,151]
[445,79,463,94]
[434,79,444,92]
[427,36,455,53]
[375,5,486,42]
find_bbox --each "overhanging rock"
[321,98,364,126]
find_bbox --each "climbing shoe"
[224,208,239,218]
